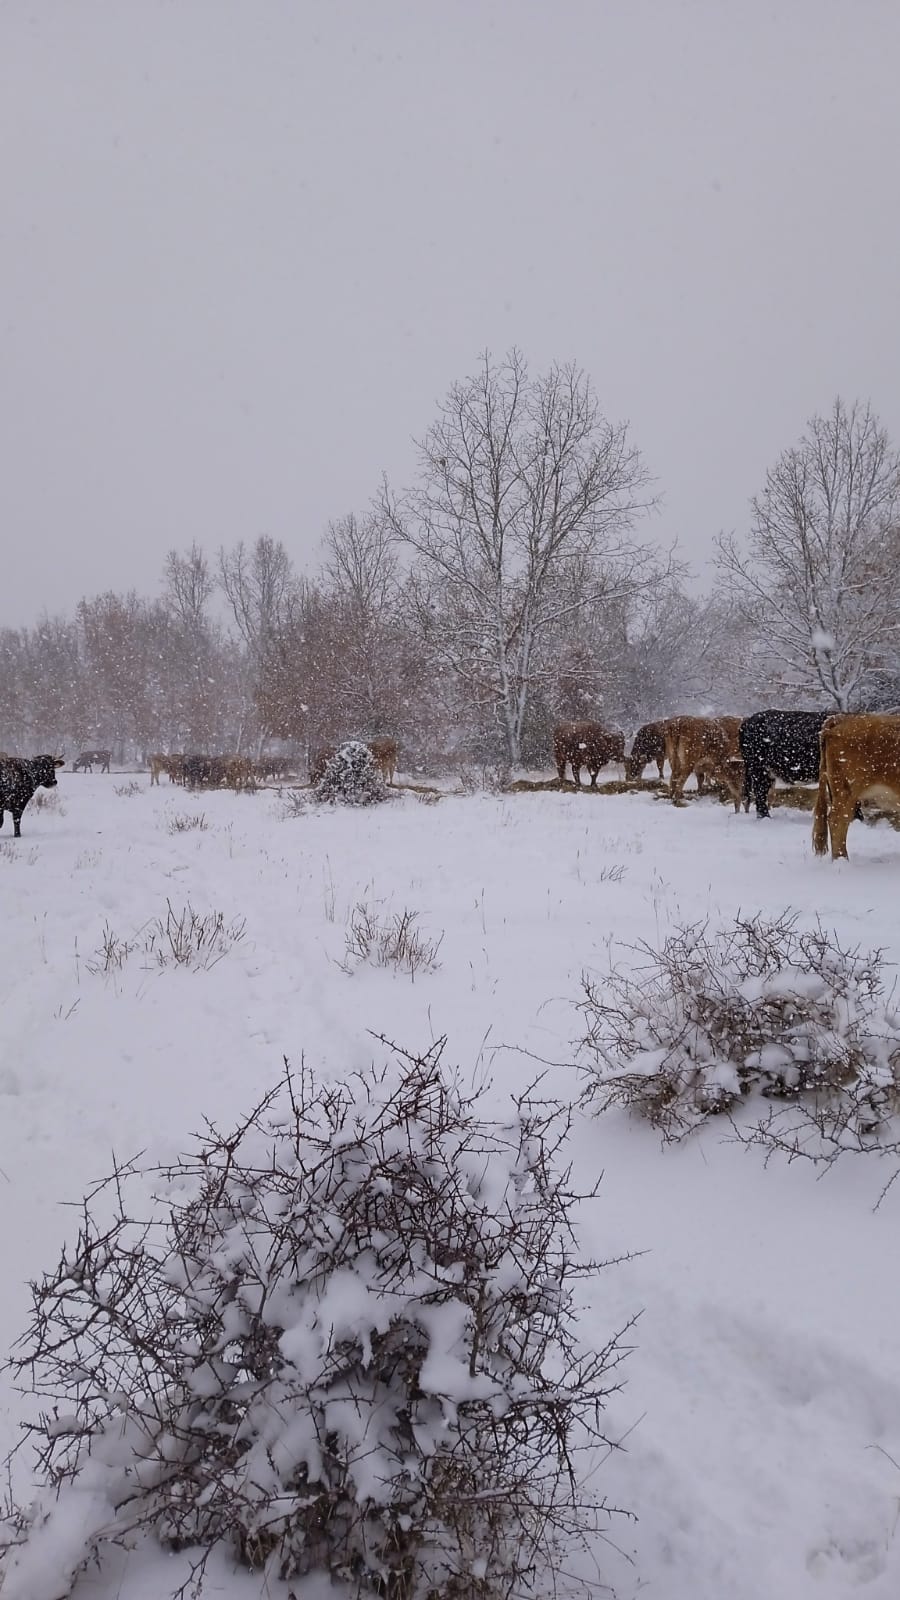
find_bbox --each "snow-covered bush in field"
[315,740,386,807]
[2,1049,631,1599]
[579,914,900,1140]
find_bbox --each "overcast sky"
[2,0,899,626]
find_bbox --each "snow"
[3,774,900,1597]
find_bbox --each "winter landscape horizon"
[5,4,900,1598]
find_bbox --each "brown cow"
[224,756,254,790]
[368,738,398,785]
[310,746,337,786]
[812,714,900,860]
[625,720,668,782]
[149,754,187,785]
[665,716,744,805]
[553,722,625,788]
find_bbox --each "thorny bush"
[578,913,900,1143]
[1,1047,634,1600]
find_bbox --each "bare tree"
[218,537,296,750]
[717,398,900,710]
[164,542,214,633]
[380,349,652,764]
[219,535,294,662]
[322,512,398,622]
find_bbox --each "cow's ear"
[55,757,65,767]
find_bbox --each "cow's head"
[35,755,62,788]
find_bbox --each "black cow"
[183,754,228,789]
[0,755,64,837]
[738,710,831,817]
[72,749,111,773]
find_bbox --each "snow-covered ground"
[3,772,900,1599]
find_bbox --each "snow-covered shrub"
[579,914,900,1140]
[342,902,443,979]
[2,1050,632,1599]
[315,740,386,807]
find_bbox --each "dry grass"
[0,841,39,863]
[767,784,817,810]
[510,776,663,796]
[88,903,246,977]
[31,789,67,814]
[280,788,311,818]
[508,775,861,815]
[342,902,443,979]
[396,781,444,799]
[167,812,208,834]
[114,781,143,798]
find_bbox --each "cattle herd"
[2,716,899,859]
[553,709,900,858]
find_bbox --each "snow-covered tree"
[381,349,652,764]
[717,398,900,710]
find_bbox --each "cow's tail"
[812,732,830,855]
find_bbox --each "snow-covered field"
[3,772,900,1599]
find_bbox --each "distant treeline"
[3,358,899,766]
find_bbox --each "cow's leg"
[12,810,22,838]
[746,759,770,818]
[556,760,566,786]
[0,809,4,829]
[589,768,599,787]
[571,761,582,788]
[829,802,853,859]
[824,773,857,859]
[656,759,664,779]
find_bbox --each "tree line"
[3,353,899,769]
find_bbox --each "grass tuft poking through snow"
[88,902,246,977]
[167,811,208,835]
[342,902,443,979]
